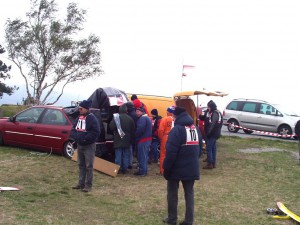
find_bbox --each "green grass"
[0,136,299,225]
[0,105,30,117]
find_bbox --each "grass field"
[0,136,299,225]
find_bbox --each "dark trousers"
[167,180,195,224]
[77,143,96,188]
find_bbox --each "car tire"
[243,129,253,134]
[227,119,240,133]
[63,141,75,159]
[278,125,292,138]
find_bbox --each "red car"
[0,105,76,158]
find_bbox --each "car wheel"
[243,129,253,134]
[278,125,292,138]
[227,119,240,133]
[63,141,75,159]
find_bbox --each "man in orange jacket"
[158,106,175,175]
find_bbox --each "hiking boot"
[133,171,146,177]
[72,184,84,190]
[203,164,213,169]
[163,218,176,225]
[179,221,192,225]
[82,186,92,192]
[213,163,216,168]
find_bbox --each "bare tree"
[4,0,102,105]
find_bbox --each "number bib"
[184,125,199,145]
[75,115,87,132]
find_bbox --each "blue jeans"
[206,137,217,165]
[137,141,151,175]
[77,143,96,188]
[167,180,195,224]
[150,139,160,162]
[115,147,130,172]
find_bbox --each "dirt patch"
[240,148,299,160]
[239,148,284,153]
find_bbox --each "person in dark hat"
[71,100,100,192]
[163,106,202,225]
[149,109,162,164]
[134,107,152,176]
[202,100,223,169]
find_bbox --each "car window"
[41,109,67,125]
[15,107,44,123]
[242,102,256,113]
[260,103,276,115]
[226,101,238,110]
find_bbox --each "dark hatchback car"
[0,105,76,158]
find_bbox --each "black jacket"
[295,120,300,140]
[163,111,201,181]
[204,101,223,139]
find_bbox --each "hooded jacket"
[205,101,223,139]
[109,104,135,149]
[163,111,201,181]
[135,113,152,143]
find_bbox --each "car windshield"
[273,104,300,116]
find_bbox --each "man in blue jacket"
[71,100,100,192]
[163,106,202,225]
[134,107,152,176]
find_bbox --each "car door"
[3,107,44,148]
[238,102,259,130]
[33,108,73,153]
[255,103,280,132]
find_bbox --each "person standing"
[125,101,138,169]
[203,100,223,169]
[134,107,152,176]
[149,109,162,163]
[158,106,175,175]
[163,106,202,225]
[295,120,300,164]
[131,94,149,115]
[109,104,135,174]
[71,100,100,192]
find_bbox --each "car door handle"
[62,130,69,134]
[27,127,34,130]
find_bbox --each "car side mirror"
[9,116,16,122]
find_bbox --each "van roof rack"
[232,98,268,103]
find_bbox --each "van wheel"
[63,141,75,159]
[243,129,253,134]
[227,119,240,133]
[278,125,292,138]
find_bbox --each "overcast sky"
[1,0,300,113]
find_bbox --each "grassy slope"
[0,136,299,225]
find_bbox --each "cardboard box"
[72,150,120,177]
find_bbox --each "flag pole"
[181,59,184,91]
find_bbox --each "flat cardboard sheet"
[72,150,119,177]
